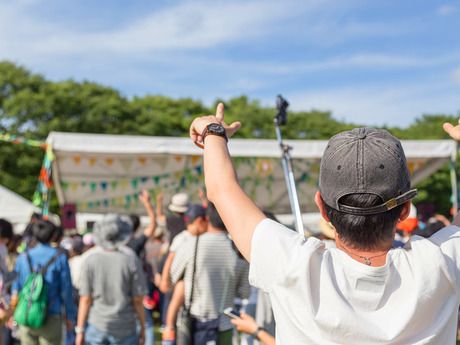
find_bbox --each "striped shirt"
[171,231,250,331]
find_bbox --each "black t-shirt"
[166,214,186,243]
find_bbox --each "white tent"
[0,185,41,234]
[47,132,458,215]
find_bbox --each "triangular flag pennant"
[120,180,129,189]
[191,155,201,165]
[88,157,97,166]
[195,165,203,175]
[111,181,118,190]
[174,155,183,163]
[100,181,108,191]
[73,156,81,165]
[90,182,97,192]
[131,179,138,189]
[140,177,148,184]
[61,182,69,191]
[138,157,147,165]
[103,199,109,207]
[153,176,160,185]
[105,158,114,166]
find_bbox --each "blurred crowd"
[0,188,455,345]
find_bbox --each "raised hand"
[138,190,151,205]
[190,103,241,148]
[443,119,460,141]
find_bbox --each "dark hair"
[33,220,57,244]
[0,219,13,240]
[207,203,226,231]
[323,194,403,250]
[129,215,140,232]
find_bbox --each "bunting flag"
[0,133,47,149]
[33,145,55,218]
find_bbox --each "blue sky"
[0,0,459,127]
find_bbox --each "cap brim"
[168,204,188,213]
[337,189,418,216]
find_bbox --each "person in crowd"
[231,312,275,345]
[170,202,250,345]
[126,190,157,256]
[188,104,460,343]
[11,220,76,345]
[165,192,189,243]
[160,204,206,344]
[76,214,147,345]
[126,190,157,345]
[155,192,189,328]
[0,219,14,345]
[413,217,447,238]
[6,234,22,272]
[0,219,14,274]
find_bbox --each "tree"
[0,60,458,216]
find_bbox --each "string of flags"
[0,133,47,149]
[0,132,53,218]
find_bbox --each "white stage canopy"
[47,132,458,215]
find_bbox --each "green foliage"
[0,60,459,215]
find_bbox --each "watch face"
[208,123,225,135]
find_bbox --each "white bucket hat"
[93,214,133,250]
[168,193,190,213]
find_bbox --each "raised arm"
[189,103,266,261]
[443,119,460,141]
[139,190,156,238]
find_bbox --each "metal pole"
[274,117,304,235]
[450,142,458,214]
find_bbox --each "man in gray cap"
[75,214,147,345]
[188,104,460,344]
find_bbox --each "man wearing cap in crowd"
[188,104,460,344]
[170,203,250,345]
[75,214,147,345]
[160,204,208,343]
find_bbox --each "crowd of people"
[0,186,278,345]
[0,109,460,345]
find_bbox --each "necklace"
[338,245,389,266]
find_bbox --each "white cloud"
[0,0,323,59]
[437,4,457,16]
[286,81,460,127]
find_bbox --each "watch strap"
[201,123,228,144]
[252,326,266,340]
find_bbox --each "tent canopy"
[0,185,45,233]
[47,132,457,215]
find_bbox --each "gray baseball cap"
[319,127,417,215]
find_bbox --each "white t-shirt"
[249,219,460,345]
[169,230,193,253]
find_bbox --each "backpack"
[14,249,63,329]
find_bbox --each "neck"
[335,236,392,267]
[207,225,224,234]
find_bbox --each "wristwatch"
[201,123,228,144]
[252,326,266,341]
[75,326,85,334]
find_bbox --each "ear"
[315,191,331,222]
[398,201,412,221]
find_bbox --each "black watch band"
[201,123,228,144]
[252,326,266,340]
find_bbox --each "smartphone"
[223,307,241,319]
